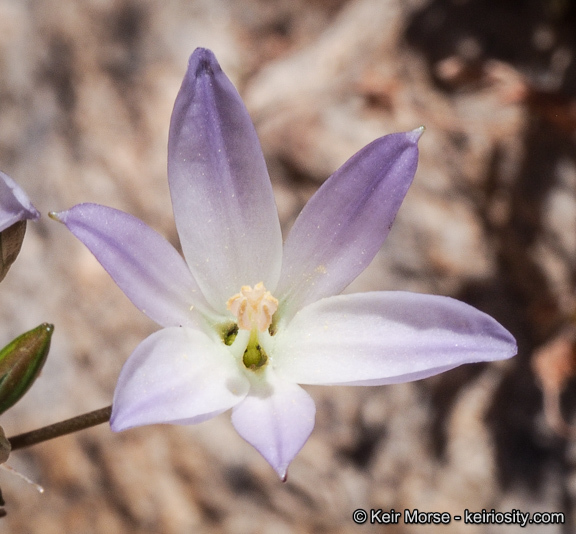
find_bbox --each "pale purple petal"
[168,48,282,313]
[231,373,315,480]
[52,203,216,328]
[276,129,422,322]
[0,171,39,232]
[273,291,517,385]
[111,327,249,430]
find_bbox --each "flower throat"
[226,282,278,370]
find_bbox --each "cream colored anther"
[226,282,278,332]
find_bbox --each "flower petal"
[111,327,249,430]
[273,291,517,385]
[52,203,215,328]
[168,48,282,313]
[0,171,39,232]
[276,129,422,322]
[231,372,315,480]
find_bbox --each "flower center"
[226,282,278,332]
[226,282,278,371]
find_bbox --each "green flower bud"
[0,221,27,283]
[0,324,54,415]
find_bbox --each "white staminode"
[226,282,278,332]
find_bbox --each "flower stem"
[7,405,112,451]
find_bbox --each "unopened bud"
[0,324,54,415]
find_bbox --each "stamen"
[226,282,278,332]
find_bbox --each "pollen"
[226,282,278,332]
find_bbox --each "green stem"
[7,405,112,451]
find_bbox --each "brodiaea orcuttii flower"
[50,48,517,479]
[0,171,40,282]
[0,172,39,232]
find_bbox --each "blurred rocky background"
[0,0,575,532]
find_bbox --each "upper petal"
[111,327,249,430]
[52,203,215,328]
[168,48,282,313]
[276,129,422,323]
[0,171,39,232]
[231,371,315,480]
[273,291,517,385]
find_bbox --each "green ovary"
[242,329,268,370]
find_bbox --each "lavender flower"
[51,48,516,479]
[0,172,39,233]
[0,172,40,282]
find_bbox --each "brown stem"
[7,405,112,451]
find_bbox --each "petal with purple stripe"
[273,291,517,385]
[276,129,422,323]
[231,371,315,480]
[168,48,282,313]
[111,327,249,430]
[52,203,214,328]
